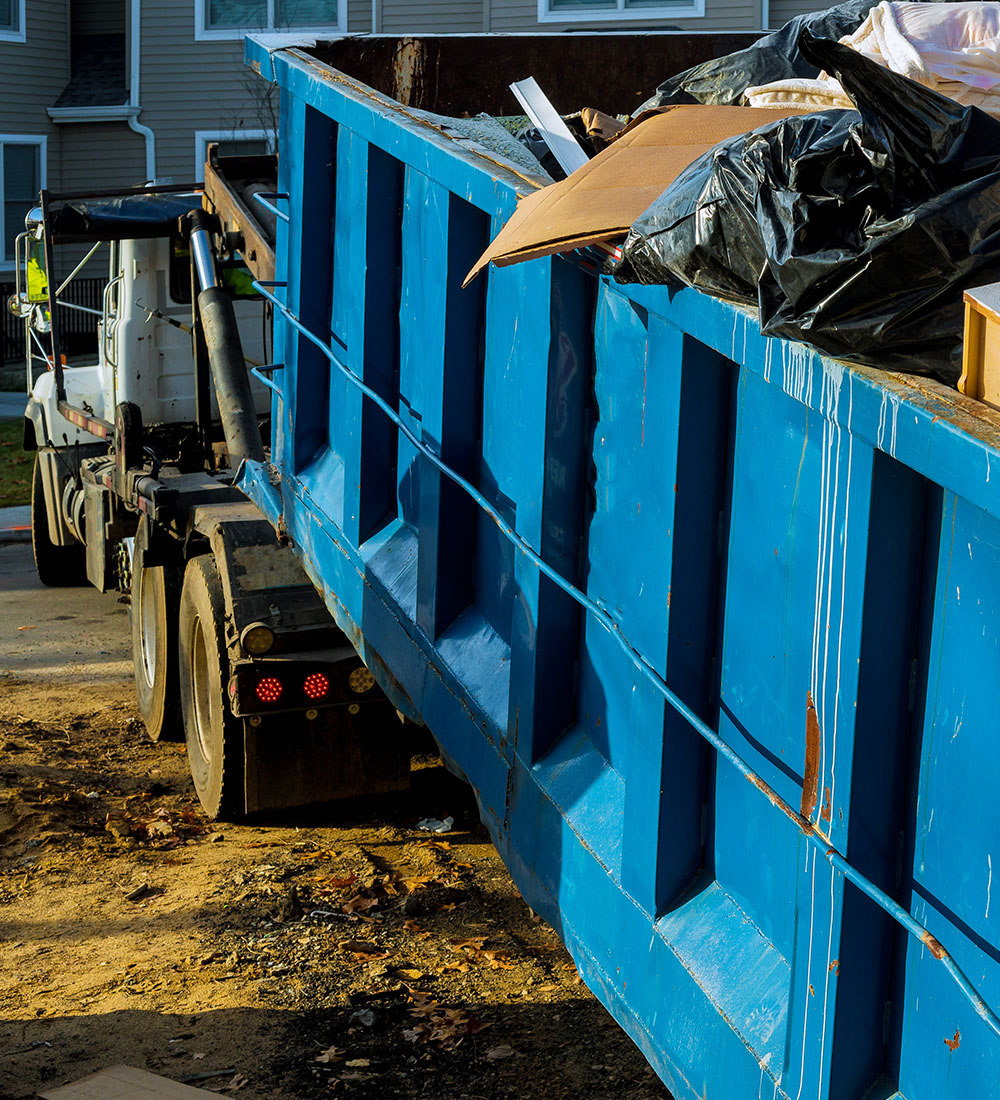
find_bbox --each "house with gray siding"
[0,0,828,277]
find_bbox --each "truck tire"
[131,518,183,742]
[178,554,243,820]
[30,454,86,587]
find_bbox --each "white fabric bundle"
[745,1,1000,116]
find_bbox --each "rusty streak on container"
[801,691,821,820]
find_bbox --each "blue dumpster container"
[240,34,1000,1099]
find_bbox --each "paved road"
[0,390,26,421]
[0,538,132,688]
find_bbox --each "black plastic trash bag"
[638,0,879,110]
[612,31,1000,381]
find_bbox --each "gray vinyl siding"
[0,0,68,196]
[767,0,826,28]
[140,0,279,184]
[58,122,147,193]
[348,0,373,31]
[489,0,761,31]
[379,0,485,32]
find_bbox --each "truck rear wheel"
[31,454,86,587]
[178,555,243,820]
[131,518,183,742]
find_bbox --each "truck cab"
[11,167,412,818]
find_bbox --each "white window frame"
[0,134,46,271]
[538,0,704,22]
[194,0,344,41]
[194,129,277,182]
[0,0,26,43]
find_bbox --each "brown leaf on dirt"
[209,1073,248,1093]
[450,938,487,952]
[321,874,358,889]
[403,919,431,939]
[315,1045,346,1064]
[341,893,380,914]
[403,992,491,1050]
[337,939,380,953]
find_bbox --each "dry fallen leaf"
[342,893,380,914]
[344,1059,370,1068]
[486,1045,516,1061]
[315,1045,345,1064]
[209,1073,248,1093]
[337,939,382,954]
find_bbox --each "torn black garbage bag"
[612,31,1000,381]
[638,0,879,109]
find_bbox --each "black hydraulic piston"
[188,209,264,465]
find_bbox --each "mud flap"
[242,701,411,814]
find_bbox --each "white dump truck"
[12,155,412,818]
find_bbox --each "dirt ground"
[0,541,672,1100]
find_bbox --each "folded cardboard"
[465,104,809,286]
[39,1065,221,1100]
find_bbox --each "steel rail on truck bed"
[242,32,1000,1100]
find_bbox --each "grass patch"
[0,418,32,508]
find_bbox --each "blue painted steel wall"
[242,37,1000,1099]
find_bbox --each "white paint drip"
[988,854,993,920]
[782,342,812,404]
[877,389,901,457]
[816,861,837,1100]
[796,847,818,1100]
[829,376,853,822]
[817,361,846,825]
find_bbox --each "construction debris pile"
[472,0,1000,382]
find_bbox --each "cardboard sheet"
[39,1065,221,1100]
[465,104,809,286]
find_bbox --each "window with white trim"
[0,0,26,43]
[539,0,703,21]
[196,0,341,39]
[194,130,277,182]
[0,137,43,265]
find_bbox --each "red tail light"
[256,676,284,703]
[303,671,330,700]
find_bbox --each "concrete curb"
[0,505,31,543]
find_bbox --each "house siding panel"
[0,0,68,196]
[381,0,485,32]
[348,0,374,32]
[140,0,280,183]
[489,0,760,31]
[767,0,826,27]
[0,0,65,275]
[58,123,147,194]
